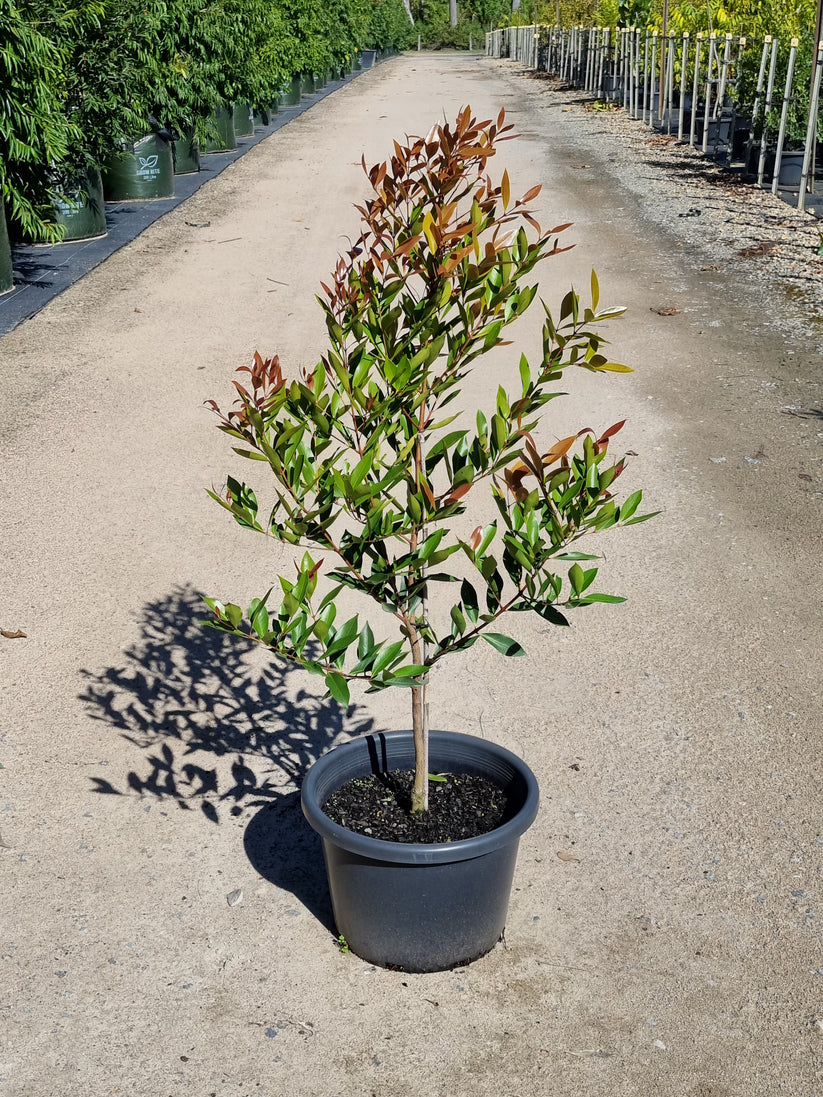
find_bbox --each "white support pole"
[772,38,799,195]
[650,32,658,124]
[690,33,702,146]
[747,36,771,172]
[758,37,780,186]
[798,41,823,209]
[678,32,689,141]
[701,34,716,154]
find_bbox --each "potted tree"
[206,107,652,972]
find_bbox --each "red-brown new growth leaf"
[503,421,629,503]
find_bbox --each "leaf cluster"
[207,107,653,708]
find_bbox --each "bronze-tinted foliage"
[320,106,572,329]
[206,106,653,755]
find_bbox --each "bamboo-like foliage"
[0,0,395,241]
[206,108,652,813]
[0,0,87,240]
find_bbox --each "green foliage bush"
[0,0,405,242]
[417,8,482,48]
[365,0,415,49]
[0,0,82,240]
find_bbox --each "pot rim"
[301,729,539,865]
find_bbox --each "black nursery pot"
[301,730,539,972]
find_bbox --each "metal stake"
[772,37,799,195]
[690,33,702,146]
[798,40,823,208]
[701,34,716,154]
[678,32,689,141]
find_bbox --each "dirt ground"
[1,54,822,1097]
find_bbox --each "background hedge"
[0,0,412,242]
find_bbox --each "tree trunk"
[449,0,458,28]
[410,679,429,813]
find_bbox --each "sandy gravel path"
[1,53,821,1097]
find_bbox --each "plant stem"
[410,674,429,814]
[410,427,430,813]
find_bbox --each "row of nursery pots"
[644,96,820,188]
[1,60,368,294]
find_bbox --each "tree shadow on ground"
[79,584,375,930]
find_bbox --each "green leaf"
[324,673,350,706]
[620,490,642,521]
[325,615,359,659]
[450,604,467,635]
[511,601,570,627]
[350,448,374,489]
[357,621,376,661]
[419,529,447,561]
[388,664,428,679]
[577,592,627,604]
[482,632,526,656]
[475,523,497,558]
[371,640,406,674]
[624,511,660,525]
[225,603,243,629]
[591,361,633,373]
[569,563,584,596]
[249,591,272,638]
[461,579,479,624]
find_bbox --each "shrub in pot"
[206,107,652,971]
[0,0,80,242]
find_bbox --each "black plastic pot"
[51,167,107,241]
[732,120,752,161]
[233,102,254,137]
[102,134,174,201]
[284,77,301,106]
[302,730,539,972]
[300,73,316,95]
[777,150,805,189]
[203,106,237,153]
[0,204,12,295]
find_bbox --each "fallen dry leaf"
[1,629,26,639]
[557,850,580,863]
[650,306,681,316]
[739,241,777,258]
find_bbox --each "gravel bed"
[508,67,823,332]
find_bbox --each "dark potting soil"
[322,770,508,843]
